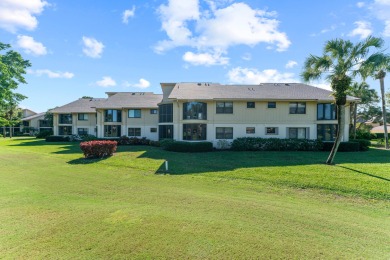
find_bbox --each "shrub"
[354,139,371,151]
[81,134,98,141]
[46,135,70,142]
[80,140,117,158]
[36,130,53,139]
[161,140,213,152]
[117,136,151,145]
[352,129,372,140]
[231,138,323,151]
[322,141,360,152]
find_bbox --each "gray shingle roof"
[94,92,163,109]
[21,112,45,121]
[167,83,360,102]
[50,98,106,113]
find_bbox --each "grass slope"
[0,138,389,259]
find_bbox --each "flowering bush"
[80,140,117,158]
[231,137,323,151]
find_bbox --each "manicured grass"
[0,138,389,259]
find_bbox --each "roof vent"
[197,83,201,86]
[132,93,135,95]
[285,83,290,86]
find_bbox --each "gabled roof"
[50,98,106,113]
[21,112,45,121]
[167,83,360,102]
[94,92,163,109]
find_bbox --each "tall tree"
[361,53,390,149]
[302,36,383,164]
[348,82,379,139]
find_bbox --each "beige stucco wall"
[53,113,97,136]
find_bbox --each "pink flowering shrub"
[80,140,117,158]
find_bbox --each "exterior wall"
[54,113,96,136]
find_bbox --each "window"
[104,125,121,137]
[317,124,337,141]
[268,102,276,108]
[266,127,278,135]
[289,102,306,114]
[59,114,72,124]
[128,109,141,118]
[78,128,88,135]
[159,125,173,139]
[59,126,72,135]
[247,102,255,108]
[159,104,173,123]
[104,110,122,122]
[150,109,158,114]
[288,128,307,139]
[216,127,233,139]
[216,102,233,114]
[23,121,29,127]
[150,127,157,133]
[183,124,207,140]
[78,113,89,121]
[246,127,255,134]
[183,102,207,120]
[317,103,337,120]
[39,120,51,127]
[128,128,141,137]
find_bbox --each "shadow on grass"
[337,166,390,182]
[67,157,109,165]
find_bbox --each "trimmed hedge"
[231,137,323,151]
[118,136,151,145]
[80,140,117,158]
[46,135,70,142]
[322,141,360,152]
[36,130,53,139]
[161,140,213,152]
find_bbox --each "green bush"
[45,135,70,142]
[36,130,53,139]
[161,140,213,152]
[231,138,323,151]
[117,136,151,145]
[354,139,371,151]
[351,129,372,140]
[81,134,98,141]
[322,141,360,152]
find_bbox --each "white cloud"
[227,67,297,84]
[122,6,135,24]
[16,35,47,55]
[82,36,104,58]
[348,21,372,39]
[357,2,365,8]
[28,69,74,79]
[311,82,332,91]
[183,51,229,66]
[123,78,151,89]
[285,60,298,69]
[241,53,252,61]
[0,0,48,33]
[369,1,390,36]
[96,76,116,87]
[155,1,290,65]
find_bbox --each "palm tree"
[302,36,383,164]
[348,82,379,139]
[361,53,390,149]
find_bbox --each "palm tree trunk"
[326,104,345,165]
[379,77,389,149]
[353,103,357,139]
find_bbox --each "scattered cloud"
[368,1,390,36]
[82,36,104,58]
[16,35,47,55]
[155,0,290,66]
[122,6,135,24]
[357,2,365,8]
[0,0,48,33]
[310,24,338,37]
[311,82,332,91]
[348,21,372,39]
[241,53,252,61]
[96,76,116,87]
[123,78,151,89]
[28,69,74,79]
[285,60,298,69]
[227,67,297,84]
[183,51,229,66]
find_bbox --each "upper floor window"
[128,109,141,118]
[289,102,306,114]
[78,113,88,121]
[317,103,336,120]
[104,110,122,122]
[183,102,207,120]
[247,102,255,108]
[23,121,29,127]
[216,102,233,114]
[59,114,72,124]
[150,109,158,114]
[39,120,51,127]
[159,104,173,123]
[268,102,276,108]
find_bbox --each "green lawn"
[0,138,389,259]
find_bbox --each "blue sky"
[1,0,390,112]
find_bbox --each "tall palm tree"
[348,82,379,139]
[361,53,390,149]
[302,36,383,164]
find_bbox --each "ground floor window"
[183,124,206,140]
[246,127,255,134]
[288,127,307,139]
[159,125,173,139]
[216,127,233,139]
[266,127,278,135]
[59,126,72,135]
[150,127,157,133]
[128,128,141,137]
[317,124,337,141]
[104,125,121,137]
[78,128,88,135]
